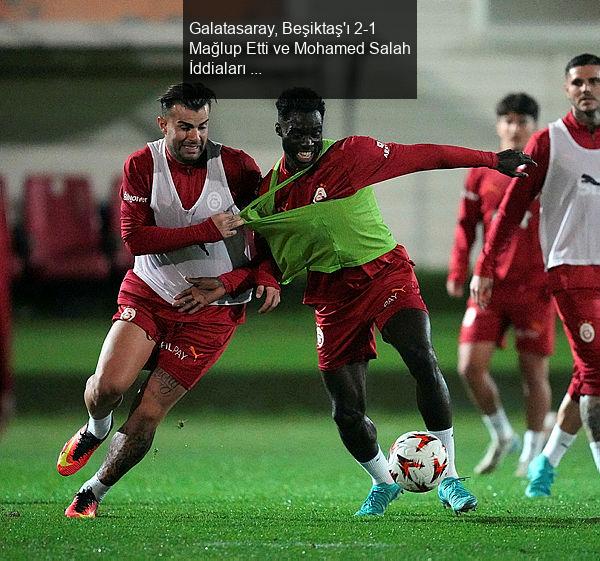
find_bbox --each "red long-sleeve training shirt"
[118,142,278,302]
[447,167,546,289]
[120,144,261,255]
[255,135,499,304]
[475,112,600,280]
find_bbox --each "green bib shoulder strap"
[240,139,336,220]
[239,139,396,283]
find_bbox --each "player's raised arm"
[342,137,536,191]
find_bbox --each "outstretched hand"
[495,149,537,178]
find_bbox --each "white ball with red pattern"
[387,431,448,493]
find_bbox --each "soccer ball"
[388,431,448,493]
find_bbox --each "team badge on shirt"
[313,186,328,203]
[579,321,595,343]
[206,192,223,211]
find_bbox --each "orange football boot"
[57,422,111,476]
[65,488,99,518]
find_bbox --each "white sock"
[482,408,513,442]
[590,442,600,472]
[359,446,394,485]
[519,430,545,464]
[87,412,113,439]
[430,427,458,478]
[80,475,111,502]
[542,426,577,467]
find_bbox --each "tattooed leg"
[580,395,600,442]
[96,367,187,486]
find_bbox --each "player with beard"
[57,83,280,518]
[471,53,600,496]
[447,93,555,477]
[176,87,535,516]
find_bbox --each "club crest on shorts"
[120,307,137,322]
[462,307,477,328]
[316,325,324,348]
[206,192,223,212]
[579,321,595,343]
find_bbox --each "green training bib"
[240,140,397,283]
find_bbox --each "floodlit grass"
[1,411,598,561]
[13,309,573,377]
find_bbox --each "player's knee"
[521,373,548,393]
[401,343,439,380]
[332,405,364,430]
[85,374,126,405]
[458,360,485,383]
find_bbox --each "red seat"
[110,175,134,273]
[0,177,21,278]
[24,174,110,280]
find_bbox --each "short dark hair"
[565,53,600,75]
[158,82,217,114]
[496,93,539,121]
[276,87,325,120]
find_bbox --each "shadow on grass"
[458,514,600,528]
[14,370,572,414]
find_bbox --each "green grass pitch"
[1,410,598,560]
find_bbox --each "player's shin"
[87,412,113,440]
[542,425,577,467]
[81,474,111,503]
[358,445,395,484]
[430,427,458,478]
[519,430,545,463]
[96,429,156,486]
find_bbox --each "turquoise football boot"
[525,455,555,497]
[438,477,478,514]
[354,482,402,517]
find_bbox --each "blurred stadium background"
[1,1,600,558]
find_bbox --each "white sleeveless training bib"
[539,119,600,269]
[133,138,253,304]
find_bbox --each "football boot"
[525,455,555,497]
[354,482,402,517]
[65,488,99,518]
[438,477,478,514]
[57,420,112,476]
